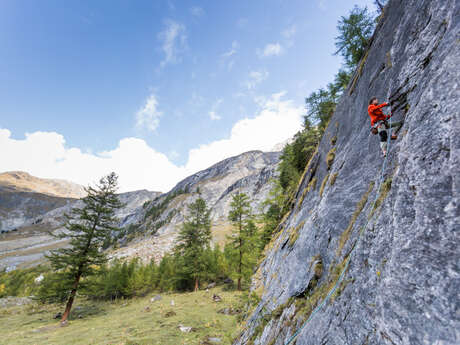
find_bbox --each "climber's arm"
[376,102,389,109]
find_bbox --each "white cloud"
[184,92,303,173]
[245,70,269,90]
[158,20,187,67]
[221,41,239,58]
[208,98,223,121]
[136,92,162,132]
[258,43,284,57]
[258,29,295,59]
[208,111,221,121]
[0,129,186,193]
[190,6,204,17]
[220,41,239,71]
[168,150,180,160]
[282,25,297,39]
[0,93,303,193]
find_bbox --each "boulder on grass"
[150,295,162,302]
[164,310,176,318]
[206,282,216,289]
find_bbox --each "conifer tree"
[335,6,375,69]
[228,192,257,291]
[174,197,211,291]
[45,172,122,323]
[260,183,285,250]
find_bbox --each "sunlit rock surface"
[234,1,459,344]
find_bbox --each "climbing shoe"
[391,134,398,140]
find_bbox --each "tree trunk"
[238,227,242,291]
[194,277,199,292]
[61,212,100,324]
[61,271,82,323]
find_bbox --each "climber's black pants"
[377,121,403,152]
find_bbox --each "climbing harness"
[370,110,393,135]
[283,108,394,345]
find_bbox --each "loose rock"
[164,311,176,318]
[150,295,162,302]
[178,324,193,333]
[206,282,216,289]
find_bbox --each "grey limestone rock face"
[234,1,459,344]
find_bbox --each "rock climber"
[368,97,403,157]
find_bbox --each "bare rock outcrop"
[234,1,459,344]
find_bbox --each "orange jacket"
[368,103,389,126]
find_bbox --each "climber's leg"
[380,141,387,157]
[391,120,403,132]
[378,124,388,156]
[389,120,404,140]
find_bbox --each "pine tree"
[260,183,285,250]
[334,6,375,70]
[157,255,175,292]
[228,192,256,291]
[174,197,211,291]
[45,172,122,323]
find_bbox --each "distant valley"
[0,150,280,271]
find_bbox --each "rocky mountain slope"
[112,150,280,263]
[235,1,459,345]
[0,172,83,232]
[0,184,159,271]
[0,171,86,198]
[0,151,280,270]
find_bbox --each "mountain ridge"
[0,150,281,270]
[0,171,86,199]
[112,150,281,263]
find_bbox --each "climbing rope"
[283,106,394,345]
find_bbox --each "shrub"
[288,221,306,247]
[320,174,330,198]
[0,266,49,298]
[369,177,392,218]
[330,172,339,186]
[326,148,337,170]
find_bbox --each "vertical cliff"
[235,0,459,344]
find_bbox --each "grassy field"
[0,287,245,345]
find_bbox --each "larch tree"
[46,172,123,323]
[334,5,375,70]
[228,192,257,291]
[174,197,211,292]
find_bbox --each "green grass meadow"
[0,287,244,345]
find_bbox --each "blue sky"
[0,0,376,192]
